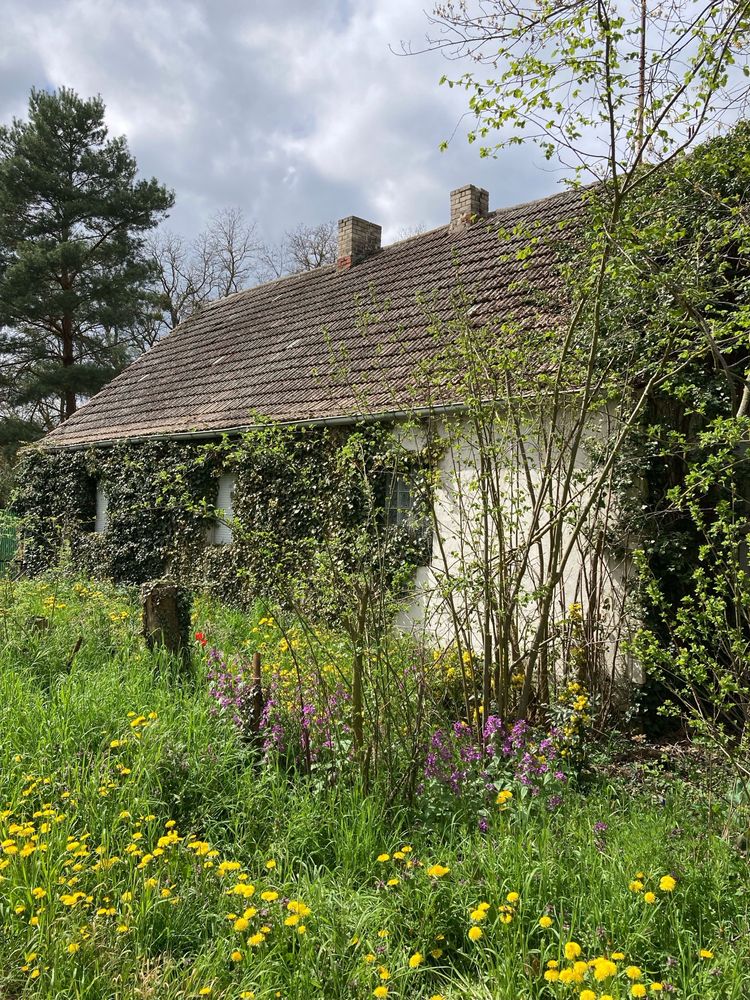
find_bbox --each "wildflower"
[629,880,644,892]
[364,954,376,963]
[626,966,643,980]
[116,925,129,933]
[31,888,46,899]
[431,948,443,959]
[377,853,390,863]
[592,958,617,981]
[496,789,513,806]
[231,950,243,962]
[612,952,625,961]
[247,932,265,947]
[644,891,656,904]
[539,915,553,928]
[565,942,582,961]
[429,996,445,1000]
[265,859,276,869]
[544,970,560,982]
[409,952,423,968]
[506,891,519,903]
[287,899,311,917]
[426,864,450,878]
[700,949,714,959]
[631,986,647,998]
[378,967,390,980]
[386,878,400,887]
[198,990,212,997]
[650,985,664,992]
[234,917,250,932]
[373,988,388,999]
[468,926,483,942]
[658,875,676,892]
[580,991,597,1000]
[260,891,278,902]
[67,942,80,953]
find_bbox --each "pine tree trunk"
[61,311,77,420]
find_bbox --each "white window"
[95,482,109,533]
[211,473,235,545]
[388,475,413,526]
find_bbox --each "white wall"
[393,415,638,686]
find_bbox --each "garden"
[0,577,746,1000]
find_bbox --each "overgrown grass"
[0,578,747,999]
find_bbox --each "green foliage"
[0,86,174,438]
[11,423,431,612]
[0,579,747,998]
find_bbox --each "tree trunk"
[61,311,77,420]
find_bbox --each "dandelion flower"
[580,991,597,1000]
[565,942,582,961]
[373,988,389,998]
[67,942,80,953]
[409,952,423,968]
[377,853,390,863]
[658,875,676,892]
[631,986,647,998]
[231,950,242,962]
[426,864,450,878]
[539,915,553,928]
[468,926,483,942]
[506,891,519,904]
[700,949,714,959]
[626,966,643,980]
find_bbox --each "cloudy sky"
[0,0,562,245]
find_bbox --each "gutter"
[39,402,469,452]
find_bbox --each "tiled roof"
[44,187,584,448]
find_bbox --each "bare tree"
[131,207,259,351]
[255,221,337,282]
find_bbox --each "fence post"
[140,580,191,660]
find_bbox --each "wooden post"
[250,651,264,735]
[141,580,190,658]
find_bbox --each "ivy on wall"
[12,422,434,609]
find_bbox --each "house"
[29,182,632,690]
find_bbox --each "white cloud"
[0,0,556,245]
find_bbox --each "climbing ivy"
[12,422,434,611]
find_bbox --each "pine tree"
[0,87,174,436]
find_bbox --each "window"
[211,473,235,545]
[387,475,413,527]
[386,473,432,565]
[95,483,109,533]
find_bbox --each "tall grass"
[0,578,746,999]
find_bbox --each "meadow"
[0,578,747,1000]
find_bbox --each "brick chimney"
[449,184,489,232]
[337,216,382,271]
